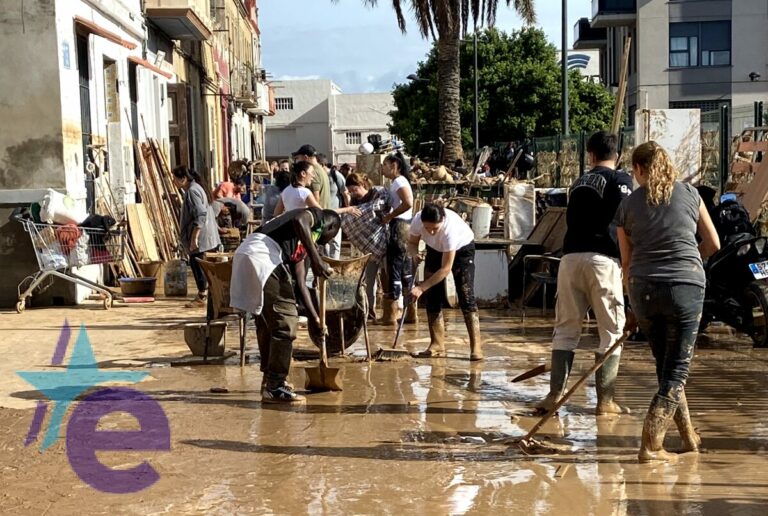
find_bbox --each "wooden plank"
[127,204,160,262]
[737,140,768,154]
[611,36,632,135]
[736,157,768,220]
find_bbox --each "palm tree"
[360,1,536,164]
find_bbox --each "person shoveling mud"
[230,208,340,404]
[616,141,720,462]
[407,203,483,361]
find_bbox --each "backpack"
[330,169,348,208]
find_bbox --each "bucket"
[164,259,188,297]
[471,203,493,239]
[184,322,226,356]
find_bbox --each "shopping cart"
[14,213,126,313]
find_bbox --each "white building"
[266,79,394,165]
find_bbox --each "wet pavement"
[2,301,768,514]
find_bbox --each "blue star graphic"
[17,323,148,450]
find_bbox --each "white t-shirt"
[281,185,313,212]
[410,208,475,252]
[389,175,413,220]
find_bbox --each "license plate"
[750,261,768,279]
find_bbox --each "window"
[669,21,730,68]
[275,97,293,110]
[345,131,362,145]
[669,99,730,114]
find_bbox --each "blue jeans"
[629,279,705,402]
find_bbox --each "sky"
[259,0,592,93]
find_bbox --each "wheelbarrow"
[307,254,372,356]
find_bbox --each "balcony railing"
[574,17,607,49]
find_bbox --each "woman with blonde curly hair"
[615,141,720,463]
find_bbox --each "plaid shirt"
[342,186,390,260]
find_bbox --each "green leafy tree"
[391,27,616,156]
[354,0,536,164]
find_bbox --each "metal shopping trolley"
[14,212,126,312]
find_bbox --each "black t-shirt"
[257,208,324,265]
[562,166,633,258]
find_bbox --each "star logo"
[17,320,148,451]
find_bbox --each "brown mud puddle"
[1,305,768,514]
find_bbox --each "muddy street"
[2,301,768,515]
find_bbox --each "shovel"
[305,277,343,392]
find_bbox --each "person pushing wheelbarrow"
[230,208,341,404]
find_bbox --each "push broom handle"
[521,331,631,442]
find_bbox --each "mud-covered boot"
[673,390,701,453]
[372,298,398,326]
[533,350,574,415]
[413,312,446,357]
[595,351,631,415]
[638,394,679,463]
[464,312,483,361]
[404,303,419,324]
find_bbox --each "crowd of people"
[171,131,721,463]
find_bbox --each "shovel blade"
[511,364,549,383]
[304,364,343,392]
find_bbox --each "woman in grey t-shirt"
[615,141,720,463]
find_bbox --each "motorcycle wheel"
[743,282,768,348]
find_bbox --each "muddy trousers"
[254,265,298,389]
[424,243,478,315]
[385,219,412,300]
[629,279,705,402]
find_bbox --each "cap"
[292,144,316,157]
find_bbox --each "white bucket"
[471,203,493,239]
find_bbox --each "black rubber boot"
[595,351,631,415]
[534,349,574,415]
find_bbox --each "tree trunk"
[437,22,463,165]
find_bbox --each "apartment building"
[574,0,768,127]
[266,79,394,165]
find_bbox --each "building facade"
[266,79,394,165]
[0,0,273,307]
[574,0,768,128]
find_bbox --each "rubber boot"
[414,312,446,357]
[464,312,483,361]
[673,390,701,453]
[594,351,631,415]
[404,303,419,324]
[372,298,398,325]
[638,394,679,463]
[534,350,575,415]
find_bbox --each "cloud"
[275,74,322,81]
[259,0,592,94]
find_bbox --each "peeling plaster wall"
[0,0,65,198]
